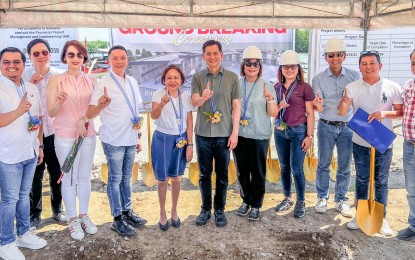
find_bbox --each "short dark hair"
[108,45,127,57]
[359,50,381,64]
[202,40,222,53]
[410,49,415,59]
[0,47,26,63]
[27,39,51,54]
[60,40,88,64]
[240,59,263,79]
[161,64,185,86]
[277,64,305,84]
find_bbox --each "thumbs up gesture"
[98,86,111,109]
[202,81,213,101]
[313,93,324,105]
[160,87,170,107]
[278,93,290,109]
[56,82,68,104]
[263,83,273,102]
[16,92,31,116]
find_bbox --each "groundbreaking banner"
[0,28,78,70]
[112,28,294,104]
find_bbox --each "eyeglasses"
[32,50,49,57]
[360,50,380,58]
[245,61,260,68]
[1,60,23,66]
[282,65,298,70]
[326,52,344,58]
[66,52,84,59]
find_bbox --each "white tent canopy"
[0,0,413,30]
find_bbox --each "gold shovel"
[304,140,318,182]
[329,154,338,182]
[266,145,280,182]
[188,160,219,189]
[356,146,384,236]
[228,159,238,185]
[141,111,157,187]
[101,162,139,185]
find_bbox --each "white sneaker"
[16,231,47,249]
[347,217,360,230]
[69,219,84,240]
[80,215,98,235]
[0,242,25,260]
[380,219,393,236]
[335,201,354,218]
[315,198,327,213]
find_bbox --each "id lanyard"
[205,71,223,113]
[168,89,183,136]
[110,72,139,122]
[277,80,298,120]
[242,77,257,119]
[14,80,33,118]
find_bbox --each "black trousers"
[233,136,268,209]
[30,134,63,219]
[196,135,230,212]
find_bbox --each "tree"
[135,49,140,56]
[295,29,310,53]
[86,40,109,52]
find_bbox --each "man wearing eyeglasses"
[191,40,241,227]
[397,49,415,241]
[312,38,360,218]
[0,47,48,260]
[338,50,403,236]
[22,39,67,230]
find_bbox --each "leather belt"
[320,118,348,127]
[405,139,415,146]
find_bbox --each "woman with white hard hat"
[233,46,279,221]
[273,50,315,218]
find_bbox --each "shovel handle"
[369,146,376,213]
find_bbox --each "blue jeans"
[403,140,415,228]
[0,157,36,246]
[102,142,135,217]
[353,143,392,217]
[195,135,230,211]
[274,125,307,201]
[316,120,353,202]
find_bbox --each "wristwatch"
[137,132,142,139]
[39,144,44,149]
[306,134,314,139]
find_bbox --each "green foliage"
[135,49,141,56]
[86,40,109,52]
[295,29,310,53]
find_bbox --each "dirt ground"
[22,126,415,260]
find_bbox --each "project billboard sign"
[112,28,294,104]
[0,28,78,70]
[309,28,415,86]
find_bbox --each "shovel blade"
[141,163,157,187]
[356,199,384,236]
[303,159,316,182]
[266,160,281,182]
[188,162,200,186]
[329,157,338,182]
[131,162,139,185]
[101,162,139,185]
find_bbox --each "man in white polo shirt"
[338,50,403,236]
[87,45,146,237]
[0,47,47,260]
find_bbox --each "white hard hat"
[280,50,300,65]
[324,38,346,53]
[242,46,262,60]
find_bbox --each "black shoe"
[159,221,170,231]
[275,198,294,212]
[171,218,181,228]
[52,212,69,225]
[237,203,250,216]
[397,226,415,241]
[214,210,227,227]
[110,216,136,237]
[123,210,147,227]
[248,208,260,221]
[30,217,41,229]
[195,210,211,226]
[293,201,305,218]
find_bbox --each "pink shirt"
[402,78,415,141]
[53,72,95,138]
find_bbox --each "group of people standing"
[0,36,414,260]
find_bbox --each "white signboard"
[310,28,415,86]
[0,28,78,70]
